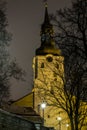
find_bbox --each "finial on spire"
[43,0,48,7]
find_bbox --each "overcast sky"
[6,0,71,100]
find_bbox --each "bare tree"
[50,0,87,99]
[0,1,25,107]
[51,0,87,96]
[52,0,87,129]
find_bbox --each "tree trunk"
[70,116,75,130]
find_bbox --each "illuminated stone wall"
[33,54,66,130]
[33,54,87,130]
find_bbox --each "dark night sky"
[6,0,71,100]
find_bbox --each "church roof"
[4,106,43,124]
[4,92,43,123]
[10,92,34,108]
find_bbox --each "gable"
[11,92,34,108]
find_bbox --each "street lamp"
[41,102,46,109]
[41,102,46,125]
[57,116,62,130]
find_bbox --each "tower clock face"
[46,56,53,62]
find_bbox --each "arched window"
[41,63,44,68]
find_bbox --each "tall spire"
[44,0,50,24]
[36,1,61,56]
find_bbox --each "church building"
[33,1,65,129]
[8,1,87,130]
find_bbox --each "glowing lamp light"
[41,102,46,109]
[66,124,69,127]
[57,116,62,121]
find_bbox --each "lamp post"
[41,102,46,125]
[57,116,62,130]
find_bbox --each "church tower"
[33,1,64,129]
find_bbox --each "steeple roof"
[44,2,50,24]
[36,1,61,56]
